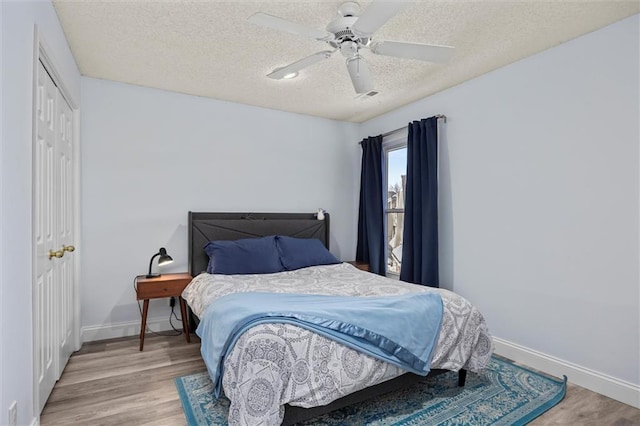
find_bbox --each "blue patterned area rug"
[175,355,566,425]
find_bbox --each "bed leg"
[458,369,467,387]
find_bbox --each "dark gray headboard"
[188,212,330,276]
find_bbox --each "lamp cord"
[133,276,182,337]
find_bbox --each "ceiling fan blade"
[248,12,333,41]
[351,1,409,37]
[267,51,334,80]
[371,41,454,63]
[346,56,374,94]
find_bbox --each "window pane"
[386,212,404,274]
[385,146,406,275]
[387,147,407,210]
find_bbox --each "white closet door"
[56,91,75,375]
[35,60,58,411]
[34,59,77,412]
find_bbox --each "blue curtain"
[400,118,439,287]
[356,135,385,275]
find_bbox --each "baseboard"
[81,317,174,342]
[493,336,640,409]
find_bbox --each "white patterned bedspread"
[182,262,493,426]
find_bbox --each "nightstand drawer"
[136,273,192,300]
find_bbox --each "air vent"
[355,90,380,100]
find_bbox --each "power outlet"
[8,401,17,426]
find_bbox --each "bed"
[183,212,493,425]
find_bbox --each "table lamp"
[146,247,173,278]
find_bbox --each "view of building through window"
[385,147,407,275]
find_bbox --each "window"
[383,131,407,276]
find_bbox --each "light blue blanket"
[196,291,444,398]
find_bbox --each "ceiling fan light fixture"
[282,72,298,79]
[340,40,359,57]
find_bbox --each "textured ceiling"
[53,1,639,123]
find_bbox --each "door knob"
[49,249,64,260]
[62,245,75,252]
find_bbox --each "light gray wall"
[80,77,360,334]
[360,15,639,386]
[1,1,82,424]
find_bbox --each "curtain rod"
[360,114,447,143]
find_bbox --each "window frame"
[382,129,408,278]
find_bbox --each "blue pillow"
[204,236,283,275]
[275,236,340,271]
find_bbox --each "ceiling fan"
[248,1,454,95]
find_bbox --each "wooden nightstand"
[135,272,192,351]
[347,261,370,272]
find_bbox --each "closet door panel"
[56,92,75,374]
[35,60,58,412]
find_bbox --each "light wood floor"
[40,334,639,425]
